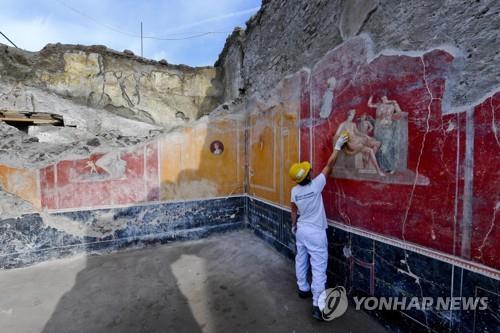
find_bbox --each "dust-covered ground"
[0,230,387,333]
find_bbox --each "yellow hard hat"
[289,161,311,183]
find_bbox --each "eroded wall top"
[216,0,499,110]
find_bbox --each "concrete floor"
[0,230,387,333]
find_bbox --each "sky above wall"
[0,0,260,66]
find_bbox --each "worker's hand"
[291,224,297,235]
[334,134,349,151]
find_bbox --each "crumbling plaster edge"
[41,194,246,214]
[242,33,498,117]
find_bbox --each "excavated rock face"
[216,0,499,109]
[0,43,225,170]
[0,43,223,125]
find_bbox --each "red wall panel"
[40,142,159,210]
[301,37,499,269]
[470,93,500,268]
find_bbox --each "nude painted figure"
[367,95,404,126]
[368,95,407,173]
[357,113,374,135]
[334,109,385,176]
[357,113,375,169]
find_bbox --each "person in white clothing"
[288,133,348,320]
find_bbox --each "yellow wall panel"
[249,107,278,201]
[248,99,300,207]
[281,105,300,206]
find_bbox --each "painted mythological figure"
[357,113,375,169]
[95,152,126,179]
[334,110,385,176]
[357,113,374,135]
[368,96,407,173]
[367,95,403,125]
[319,77,336,119]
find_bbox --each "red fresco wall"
[40,142,159,210]
[470,93,500,269]
[300,37,499,269]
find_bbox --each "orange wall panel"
[0,165,40,209]
[159,115,245,201]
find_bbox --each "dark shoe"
[298,289,312,299]
[312,306,324,321]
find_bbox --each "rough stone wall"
[216,0,343,101]
[217,0,499,109]
[0,43,223,125]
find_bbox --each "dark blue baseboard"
[0,196,245,269]
[246,196,296,259]
[246,196,499,333]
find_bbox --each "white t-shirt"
[291,173,327,230]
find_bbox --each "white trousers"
[295,225,328,306]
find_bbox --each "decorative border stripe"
[248,195,500,280]
[46,194,245,213]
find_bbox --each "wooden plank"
[0,110,63,126]
[0,117,60,124]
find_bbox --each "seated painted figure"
[333,109,385,177]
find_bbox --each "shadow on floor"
[37,230,387,332]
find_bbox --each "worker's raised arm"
[321,135,348,177]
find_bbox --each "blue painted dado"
[0,197,245,269]
[247,196,499,333]
[246,196,296,259]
